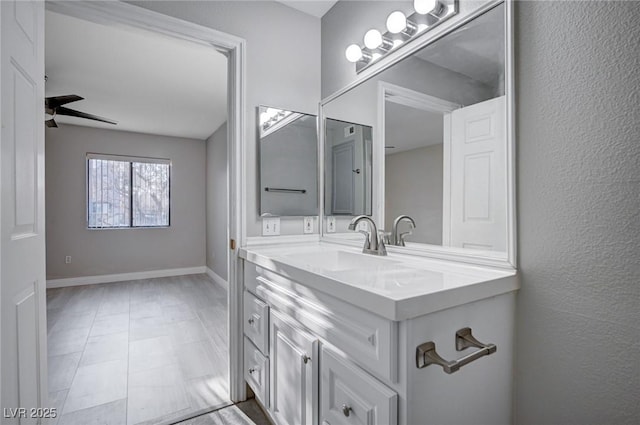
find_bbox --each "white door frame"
[44,1,248,402]
[377,81,459,229]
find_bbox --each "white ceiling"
[415,4,504,88]
[277,1,338,18]
[45,11,228,140]
[385,102,443,155]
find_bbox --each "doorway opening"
[42,2,245,424]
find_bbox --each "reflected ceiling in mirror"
[321,2,512,260]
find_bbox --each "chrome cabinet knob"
[248,368,256,374]
[248,317,255,325]
[341,404,352,417]
[302,354,311,364]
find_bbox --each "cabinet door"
[270,310,318,425]
[320,345,397,425]
[244,337,269,406]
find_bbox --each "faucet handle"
[357,229,372,249]
[376,230,388,256]
[398,230,412,247]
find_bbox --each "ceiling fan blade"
[56,107,117,125]
[45,95,84,109]
[45,119,58,128]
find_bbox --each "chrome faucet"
[348,215,387,256]
[392,215,416,247]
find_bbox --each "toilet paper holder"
[416,327,497,374]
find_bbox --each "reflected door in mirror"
[325,119,372,216]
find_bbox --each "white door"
[270,310,317,425]
[331,142,355,215]
[1,0,47,422]
[444,96,506,251]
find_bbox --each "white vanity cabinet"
[320,345,398,425]
[269,310,318,425]
[241,246,518,425]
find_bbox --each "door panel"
[320,345,397,425]
[446,96,506,251]
[331,142,355,215]
[270,310,317,425]
[1,0,47,422]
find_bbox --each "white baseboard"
[206,267,229,291]
[46,266,207,289]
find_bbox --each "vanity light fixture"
[345,43,371,63]
[260,107,294,134]
[386,11,417,36]
[344,0,458,73]
[414,0,446,17]
[364,29,393,51]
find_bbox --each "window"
[87,154,170,228]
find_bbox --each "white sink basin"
[286,249,400,272]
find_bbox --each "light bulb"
[386,11,408,34]
[266,107,278,118]
[345,44,363,62]
[364,29,383,49]
[414,0,444,16]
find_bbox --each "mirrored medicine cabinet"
[258,105,318,217]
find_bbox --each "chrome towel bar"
[416,327,496,374]
[264,187,306,194]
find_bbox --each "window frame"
[86,153,172,230]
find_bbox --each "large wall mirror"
[259,106,318,216]
[321,1,514,265]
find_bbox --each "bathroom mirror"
[321,1,514,264]
[259,106,318,216]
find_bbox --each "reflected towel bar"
[264,187,306,194]
[416,327,497,374]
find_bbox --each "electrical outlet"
[65,256,72,264]
[262,217,280,236]
[326,216,336,233]
[303,217,313,234]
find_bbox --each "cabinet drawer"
[244,337,269,406]
[321,345,397,425]
[244,290,269,354]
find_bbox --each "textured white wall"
[206,122,228,281]
[45,124,206,279]
[515,2,640,423]
[129,0,321,236]
[322,1,640,423]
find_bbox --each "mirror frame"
[318,0,516,269]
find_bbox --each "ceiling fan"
[45,94,117,128]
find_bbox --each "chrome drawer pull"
[341,404,352,417]
[248,317,255,325]
[248,368,256,374]
[416,327,496,374]
[302,354,311,364]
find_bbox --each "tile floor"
[177,400,271,425]
[46,274,231,425]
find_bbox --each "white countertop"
[240,242,518,321]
